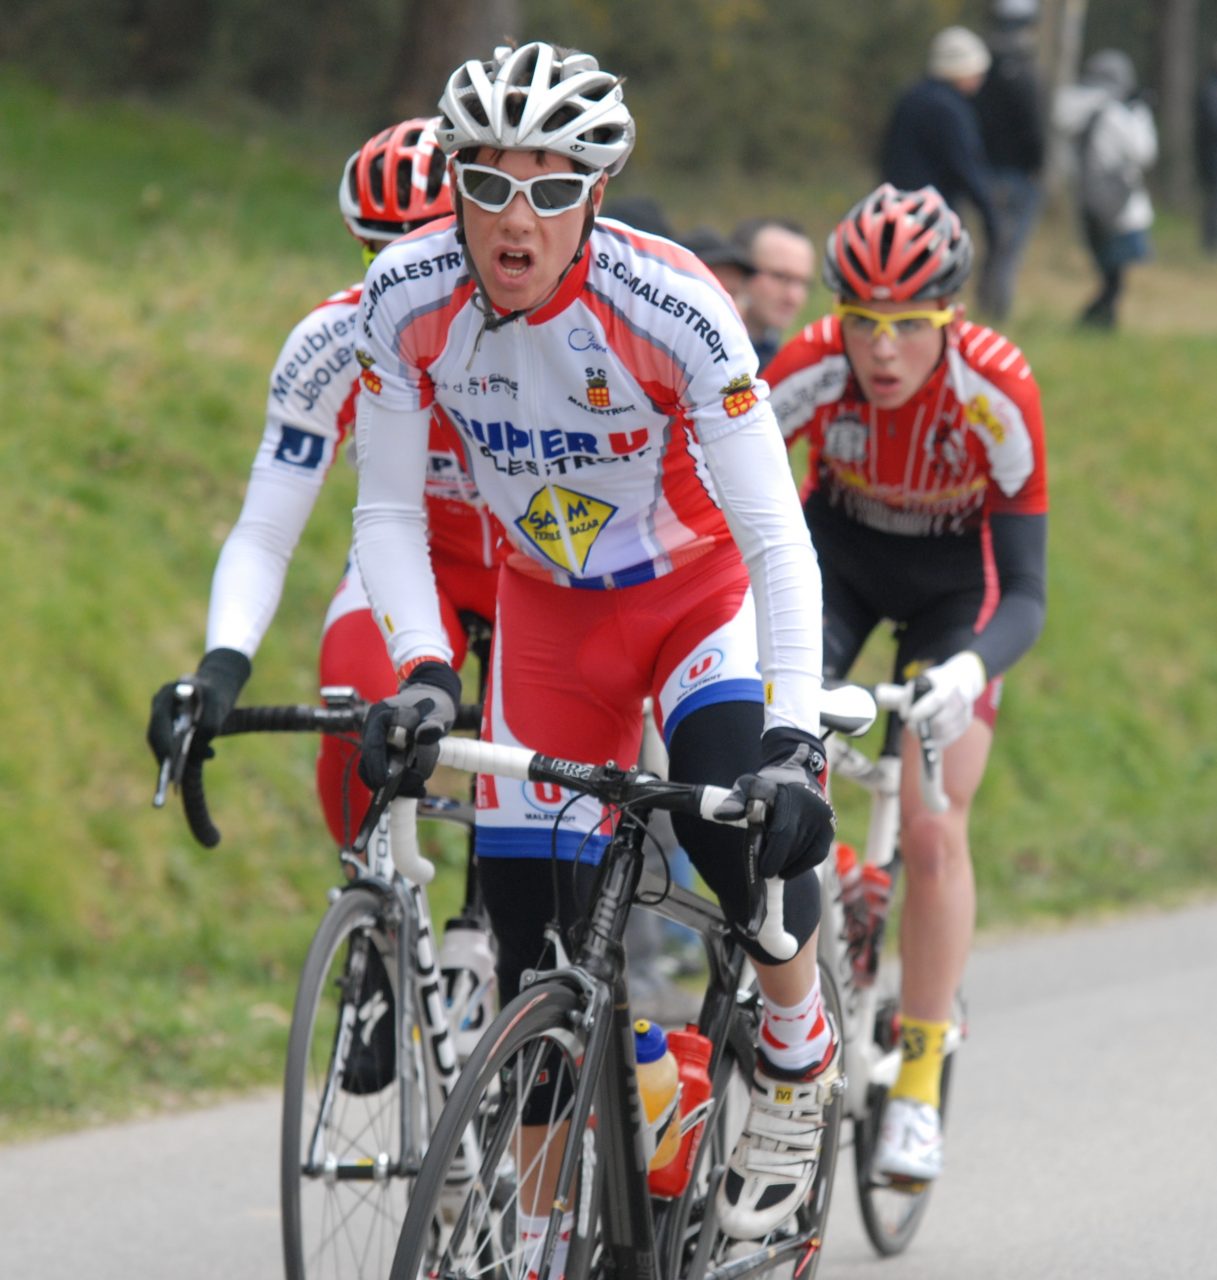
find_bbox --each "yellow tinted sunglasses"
[834,302,954,340]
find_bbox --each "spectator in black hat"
[601,195,677,240]
[683,225,757,309]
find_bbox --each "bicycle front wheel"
[390,981,596,1280]
[282,885,426,1280]
[669,968,844,1280]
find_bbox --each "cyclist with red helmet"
[767,183,1048,1182]
[148,119,500,845]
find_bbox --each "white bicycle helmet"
[436,41,635,176]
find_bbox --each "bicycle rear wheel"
[853,996,956,1257]
[390,981,596,1280]
[282,885,426,1280]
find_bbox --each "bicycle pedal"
[870,1170,928,1195]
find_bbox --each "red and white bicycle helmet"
[436,41,635,176]
[339,116,452,243]
[822,184,973,302]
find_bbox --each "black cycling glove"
[147,647,251,764]
[358,661,461,795]
[714,727,835,879]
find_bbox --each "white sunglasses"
[453,163,600,217]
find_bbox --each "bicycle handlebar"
[379,732,800,960]
[154,693,480,850]
[869,679,949,814]
[156,685,887,960]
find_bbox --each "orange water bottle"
[835,843,869,965]
[633,1019,681,1174]
[648,1028,713,1198]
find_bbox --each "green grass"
[2,70,1215,1139]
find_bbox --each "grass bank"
[1,73,1214,1139]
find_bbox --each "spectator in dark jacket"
[881,26,997,252]
[1197,42,1217,256]
[974,3,1046,319]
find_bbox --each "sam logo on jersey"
[720,375,758,418]
[516,485,616,574]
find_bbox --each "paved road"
[3,901,1215,1278]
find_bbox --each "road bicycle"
[818,677,967,1257]
[382,684,877,1280]
[153,684,489,1280]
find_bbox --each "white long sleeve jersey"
[205,283,494,657]
[353,216,823,732]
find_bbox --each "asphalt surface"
[3,900,1214,1278]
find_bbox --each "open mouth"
[499,249,532,279]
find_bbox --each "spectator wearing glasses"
[729,216,815,371]
[766,184,1048,1185]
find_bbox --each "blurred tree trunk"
[1041,0,1089,201]
[1156,0,1198,208]
[390,0,521,119]
[126,0,216,89]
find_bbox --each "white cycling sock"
[519,1208,573,1280]
[759,970,834,1077]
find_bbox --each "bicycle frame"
[818,682,953,1124]
[820,707,905,1122]
[297,797,464,1182]
[400,731,857,1280]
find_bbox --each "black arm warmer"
[971,513,1047,679]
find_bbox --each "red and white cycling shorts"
[316,549,499,846]
[475,541,763,862]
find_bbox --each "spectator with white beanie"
[880,25,997,253]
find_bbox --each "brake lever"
[738,797,797,960]
[351,752,407,855]
[915,720,949,814]
[152,681,200,808]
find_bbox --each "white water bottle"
[438,917,497,1062]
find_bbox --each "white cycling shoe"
[873,1096,944,1181]
[715,1040,841,1240]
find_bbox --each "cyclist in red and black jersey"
[767,184,1048,1182]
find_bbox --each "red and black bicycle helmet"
[822,184,973,302]
[339,116,453,242]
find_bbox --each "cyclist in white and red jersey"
[147,118,500,846]
[352,40,837,1247]
[766,183,1048,1182]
